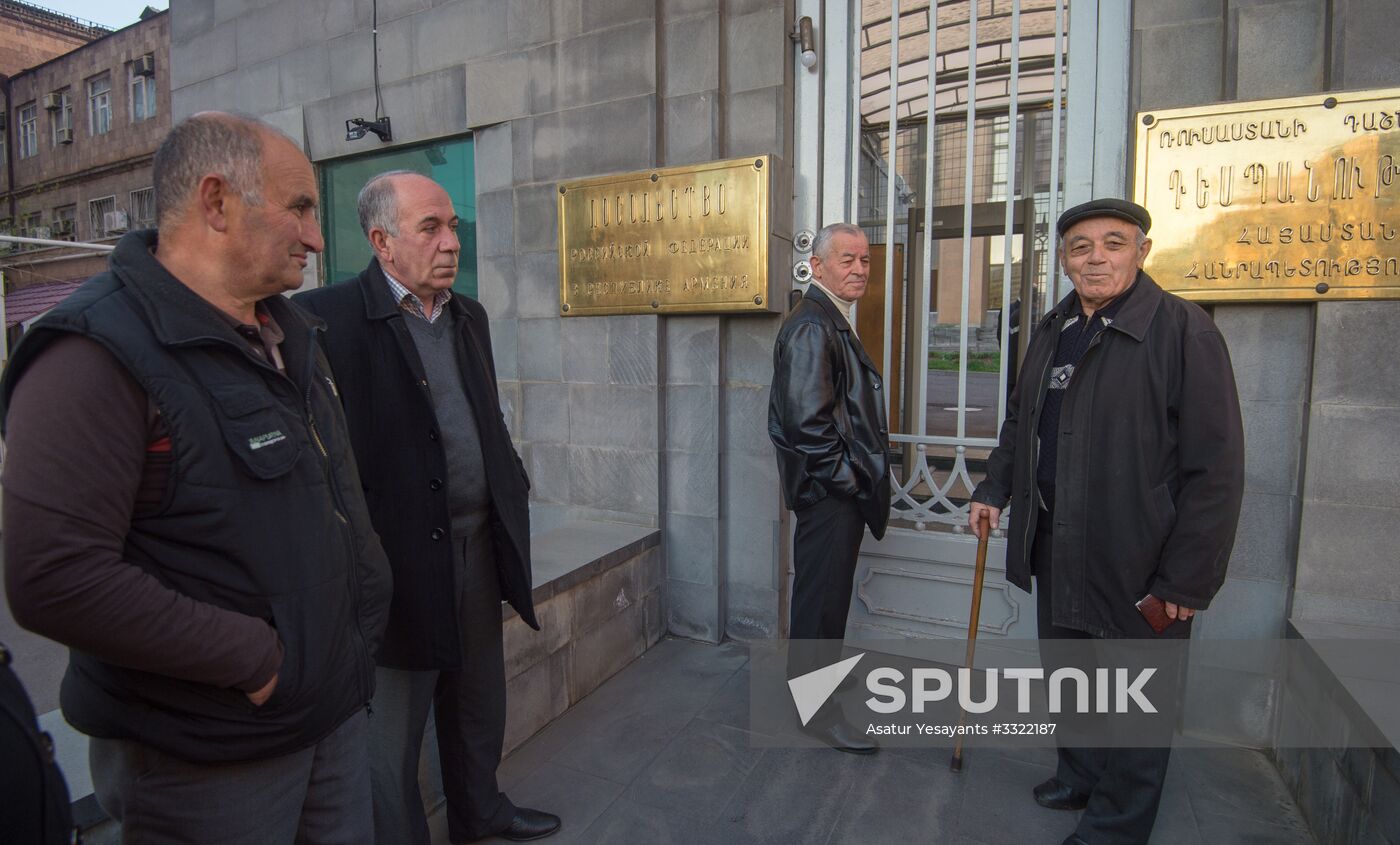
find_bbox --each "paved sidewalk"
[453,638,1316,845]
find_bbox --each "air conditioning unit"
[104,210,129,233]
[56,126,73,144]
[133,55,155,77]
[52,218,73,236]
[43,92,63,111]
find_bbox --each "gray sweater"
[403,307,492,538]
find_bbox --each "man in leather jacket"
[768,222,891,754]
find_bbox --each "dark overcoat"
[971,272,1245,638]
[295,259,538,671]
[768,286,891,538]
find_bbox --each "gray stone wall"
[169,0,795,643]
[499,539,665,755]
[1132,4,1400,839]
[1134,0,1400,639]
[1294,303,1400,627]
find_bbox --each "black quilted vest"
[0,231,391,764]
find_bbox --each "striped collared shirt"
[383,270,452,323]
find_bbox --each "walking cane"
[950,509,991,773]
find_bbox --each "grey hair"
[811,222,867,261]
[1058,225,1147,252]
[153,112,269,227]
[357,170,421,237]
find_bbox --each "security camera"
[346,116,393,143]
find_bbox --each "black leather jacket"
[768,287,891,539]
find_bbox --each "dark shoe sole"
[831,743,878,755]
[498,825,561,842]
[1033,778,1090,811]
[797,725,879,755]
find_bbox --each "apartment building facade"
[1,5,168,290]
[0,0,105,78]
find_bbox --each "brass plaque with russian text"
[558,156,773,315]
[1134,89,1400,301]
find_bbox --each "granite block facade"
[1132,6,1400,843]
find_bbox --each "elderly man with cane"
[968,198,1244,844]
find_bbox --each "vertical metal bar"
[0,269,7,368]
[997,1,1020,428]
[881,2,900,424]
[794,0,822,255]
[915,5,937,439]
[1018,110,1037,369]
[848,3,862,226]
[955,2,977,440]
[823,0,855,226]
[1048,0,1065,300]
[846,1,862,332]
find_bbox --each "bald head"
[359,170,460,304]
[356,170,439,239]
[152,112,295,228]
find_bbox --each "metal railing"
[856,0,1068,531]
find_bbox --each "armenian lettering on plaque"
[557,156,774,316]
[1134,88,1400,301]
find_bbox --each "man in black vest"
[768,222,891,754]
[294,172,558,844]
[1,113,392,843]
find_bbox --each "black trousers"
[787,494,867,725]
[368,531,515,845]
[1033,527,1174,845]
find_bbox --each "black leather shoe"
[800,720,878,754]
[1061,836,1091,845]
[1033,777,1090,810]
[497,807,561,841]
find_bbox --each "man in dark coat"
[969,198,1245,845]
[769,222,891,754]
[294,172,558,844]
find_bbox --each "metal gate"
[790,0,1103,641]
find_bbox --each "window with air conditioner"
[51,90,72,146]
[54,205,77,240]
[18,103,38,159]
[21,211,43,246]
[130,57,157,122]
[130,187,156,229]
[89,196,117,238]
[88,73,112,136]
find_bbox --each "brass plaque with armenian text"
[1134,88,1400,301]
[558,156,775,315]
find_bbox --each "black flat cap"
[1056,198,1151,237]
